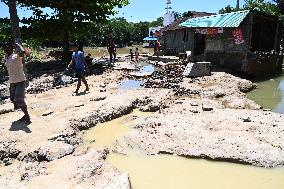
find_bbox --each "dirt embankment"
[0,67,283,188]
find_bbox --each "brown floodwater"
[83,110,284,189]
[247,74,284,113]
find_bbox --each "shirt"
[135,50,139,56]
[107,42,116,52]
[5,54,26,84]
[72,51,85,70]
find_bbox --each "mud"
[0,63,283,188]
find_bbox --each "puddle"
[139,62,161,73]
[247,75,284,113]
[83,110,284,189]
[119,79,143,90]
[109,153,284,189]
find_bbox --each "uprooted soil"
[0,66,283,188]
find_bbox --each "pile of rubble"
[26,74,76,94]
[143,65,185,89]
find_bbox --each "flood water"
[139,61,161,73]
[118,62,160,90]
[83,110,284,189]
[119,79,143,90]
[247,74,284,113]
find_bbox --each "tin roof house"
[162,10,283,75]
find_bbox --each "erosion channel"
[83,110,284,189]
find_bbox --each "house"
[161,11,214,55]
[162,10,283,75]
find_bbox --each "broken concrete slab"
[183,62,211,77]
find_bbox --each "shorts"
[10,81,26,109]
[75,69,86,79]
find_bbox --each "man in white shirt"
[2,42,31,124]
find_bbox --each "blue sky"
[0,0,246,22]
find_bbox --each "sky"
[0,0,246,22]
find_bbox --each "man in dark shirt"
[107,38,116,64]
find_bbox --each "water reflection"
[119,79,143,90]
[274,80,284,113]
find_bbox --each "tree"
[0,18,12,42]
[173,11,181,20]
[219,5,240,13]
[237,0,240,10]
[243,0,279,15]
[149,17,163,27]
[1,0,129,58]
[219,0,279,15]
[5,0,21,43]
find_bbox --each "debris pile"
[27,74,77,94]
[143,65,185,89]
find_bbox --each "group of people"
[1,41,90,125]
[1,38,161,125]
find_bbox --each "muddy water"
[139,61,161,73]
[247,75,284,113]
[83,110,284,189]
[118,62,161,90]
[119,80,143,90]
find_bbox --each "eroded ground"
[0,65,283,188]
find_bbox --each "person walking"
[155,40,161,56]
[107,38,116,64]
[2,42,31,124]
[67,42,89,95]
[135,48,139,62]
[130,49,134,62]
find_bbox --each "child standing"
[135,48,139,62]
[130,49,134,62]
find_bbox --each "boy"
[2,42,31,124]
[135,48,139,62]
[130,49,134,62]
[67,42,89,95]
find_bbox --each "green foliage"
[0,0,129,48]
[244,0,279,15]
[0,18,12,42]
[149,17,163,27]
[219,5,240,14]
[173,11,182,20]
[219,0,280,16]
[78,18,151,47]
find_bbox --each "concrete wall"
[247,54,283,75]
[162,29,194,55]
[204,15,251,72]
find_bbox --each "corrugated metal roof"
[180,10,250,28]
[162,12,215,32]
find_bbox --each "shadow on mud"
[10,120,32,133]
